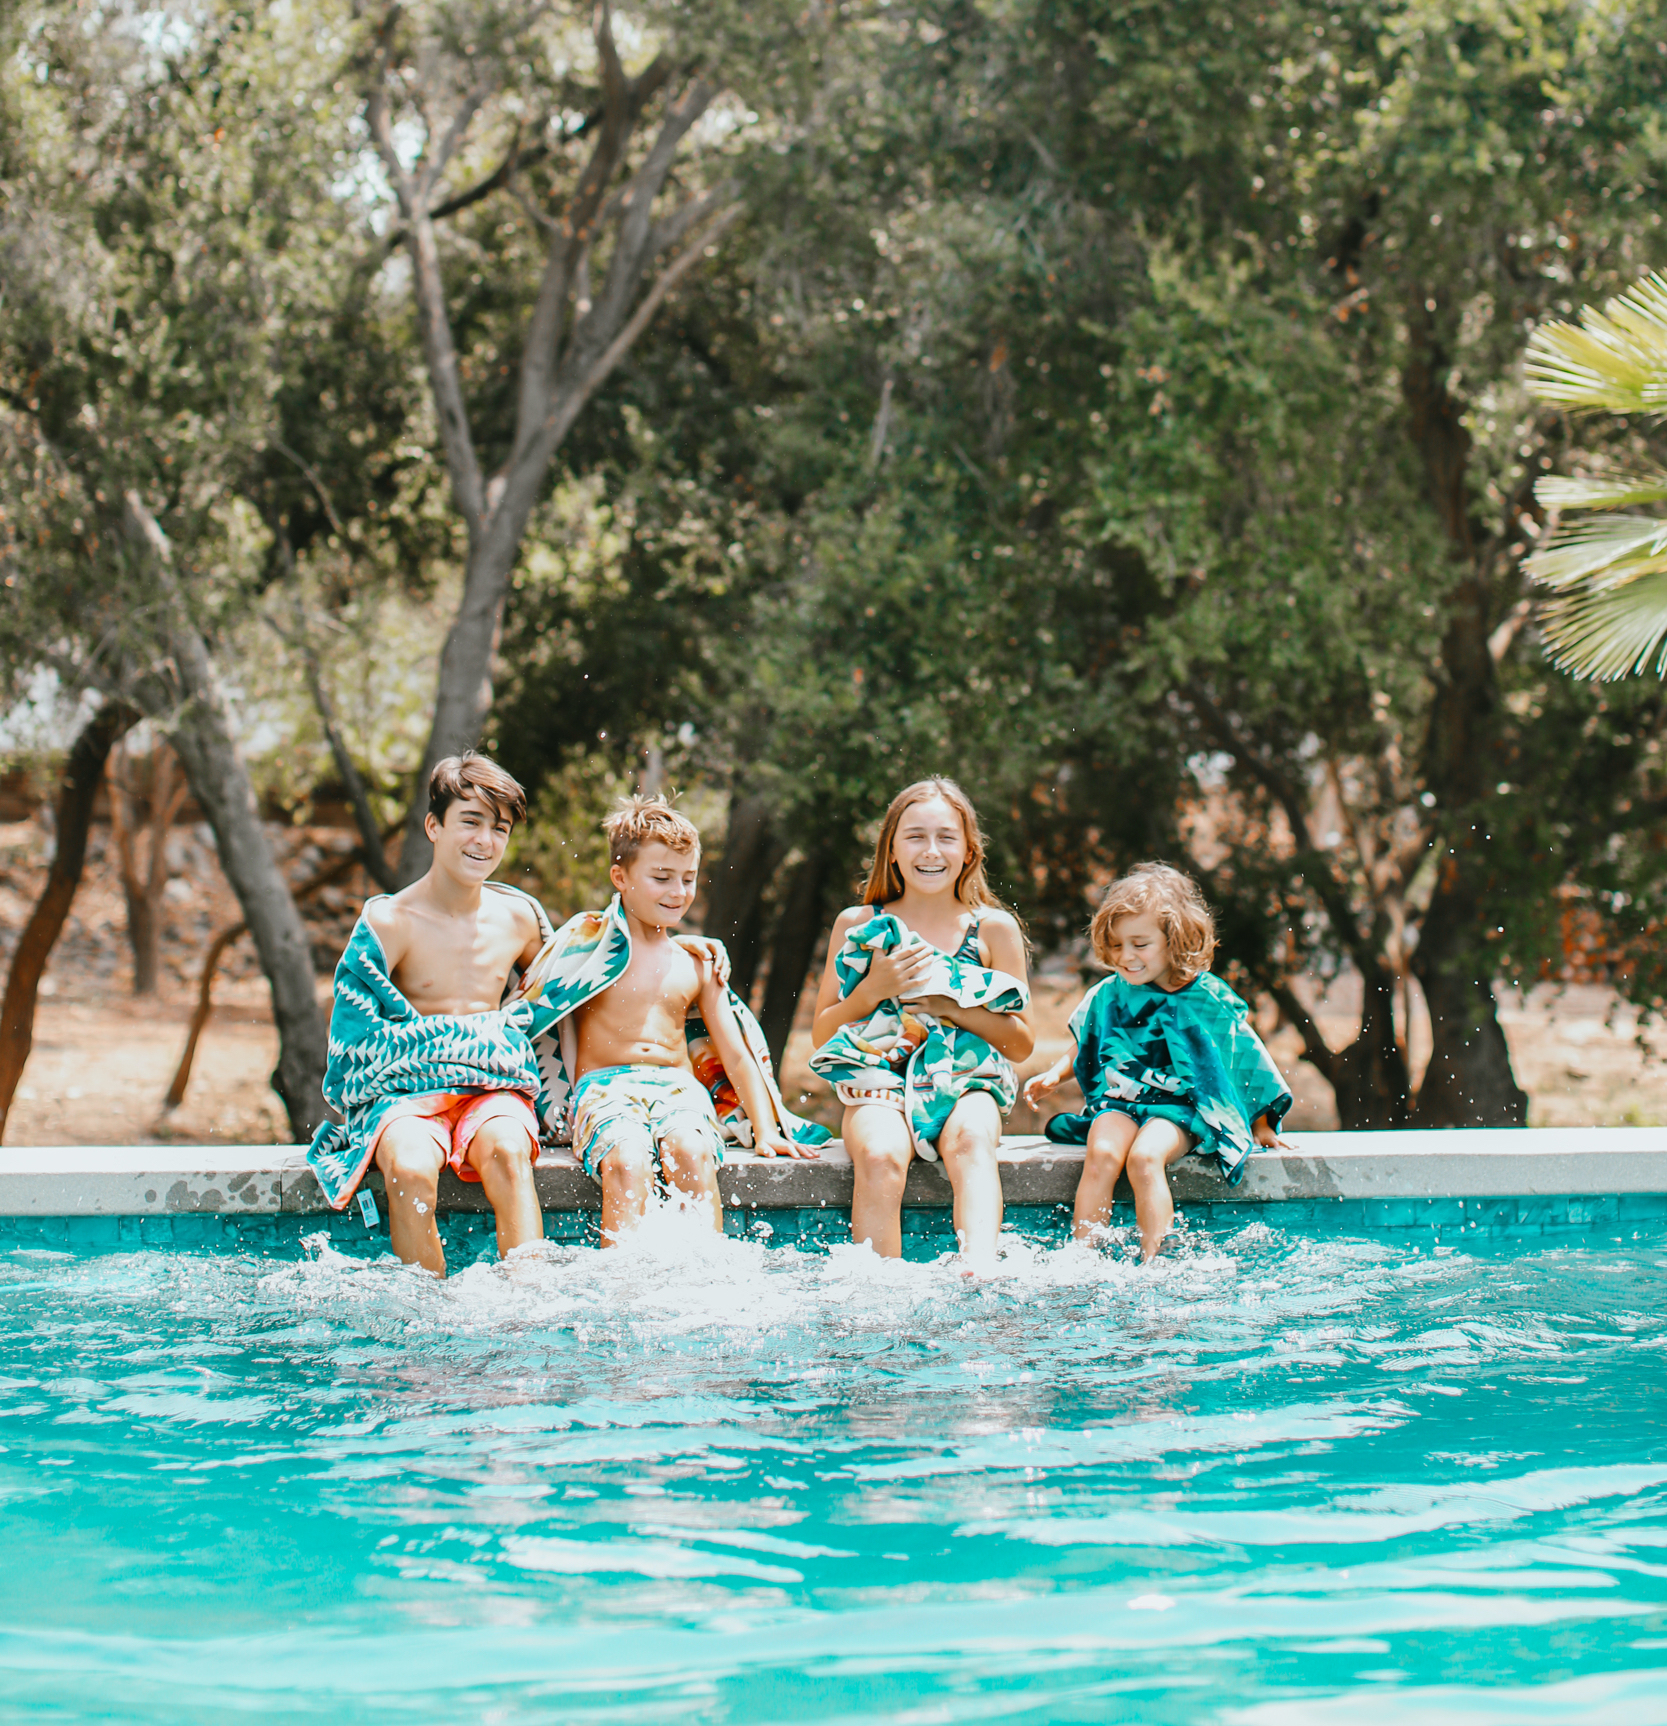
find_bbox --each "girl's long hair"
[860,778,1004,910]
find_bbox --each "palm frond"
[1540,567,1667,680]
[1524,271,1667,416]
[1525,514,1667,590]
[1535,468,1667,512]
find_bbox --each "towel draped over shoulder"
[308,891,828,1209]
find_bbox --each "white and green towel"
[808,911,1028,1158]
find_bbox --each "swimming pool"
[3,1207,1665,1723]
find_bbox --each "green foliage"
[1526,274,1667,678]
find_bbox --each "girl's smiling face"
[891,795,967,897]
[1105,910,1175,989]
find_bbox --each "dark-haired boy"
[309,752,551,1275]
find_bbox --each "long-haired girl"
[810,778,1034,1263]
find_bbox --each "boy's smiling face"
[425,792,512,885]
[612,840,700,930]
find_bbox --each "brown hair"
[428,752,527,827]
[860,777,1003,910]
[1091,862,1215,986]
[605,793,701,868]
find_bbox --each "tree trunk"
[0,700,139,1140]
[109,739,185,995]
[759,850,831,1071]
[166,685,329,1142]
[1274,961,1411,1130]
[1412,853,1528,1126]
[125,493,329,1141]
[1402,307,1527,1124]
[1326,960,1412,1129]
[396,532,518,882]
[704,792,782,1005]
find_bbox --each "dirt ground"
[5,810,1666,1146]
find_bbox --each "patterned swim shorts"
[570,1064,726,1181]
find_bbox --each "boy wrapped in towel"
[514,796,827,1244]
[308,754,565,1275]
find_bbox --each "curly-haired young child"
[1023,862,1291,1261]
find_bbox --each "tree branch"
[264,601,398,892]
[1184,681,1382,977]
[567,200,742,425]
[1271,980,1338,1083]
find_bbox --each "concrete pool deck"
[3,1126,1665,1218]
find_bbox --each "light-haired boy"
[566,796,818,1242]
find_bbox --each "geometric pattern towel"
[1042,971,1292,1183]
[513,895,830,1156]
[808,910,1029,1160]
[305,883,558,1209]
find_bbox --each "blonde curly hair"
[1090,862,1215,986]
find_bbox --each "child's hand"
[865,937,937,1006]
[680,936,732,988]
[904,992,960,1025]
[1252,1114,1291,1150]
[1021,1068,1061,1111]
[754,1125,818,1160]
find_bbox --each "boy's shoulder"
[481,880,547,936]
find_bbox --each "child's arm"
[695,960,818,1160]
[1021,1036,1078,1113]
[1251,1113,1291,1149]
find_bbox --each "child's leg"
[1073,1111,1138,1241]
[462,1115,543,1260]
[658,1126,723,1233]
[374,1119,449,1275]
[844,1103,913,1258]
[598,1133,657,1245]
[1124,1119,1194,1262]
[936,1092,1004,1262]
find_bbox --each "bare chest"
[392,917,524,1015]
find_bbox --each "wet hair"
[860,777,1003,910]
[1090,862,1215,986]
[605,793,701,869]
[427,751,527,828]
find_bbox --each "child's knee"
[659,1128,717,1182]
[851,1136,911,1187]
[375,1127,443,1193]
[1126,1133,1179,1179]
[472,1121,535,1178]
[601,1136,656,1188]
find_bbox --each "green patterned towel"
[515,896,830,1155]
[1043,971,1292,1182]
[808,911,1028,1159]
[306,884,560,1209]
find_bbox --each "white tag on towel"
[356,1190,380,1228]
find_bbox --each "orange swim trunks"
[370,1090,540,1182]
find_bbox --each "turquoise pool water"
[3,1209,1665,1723]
